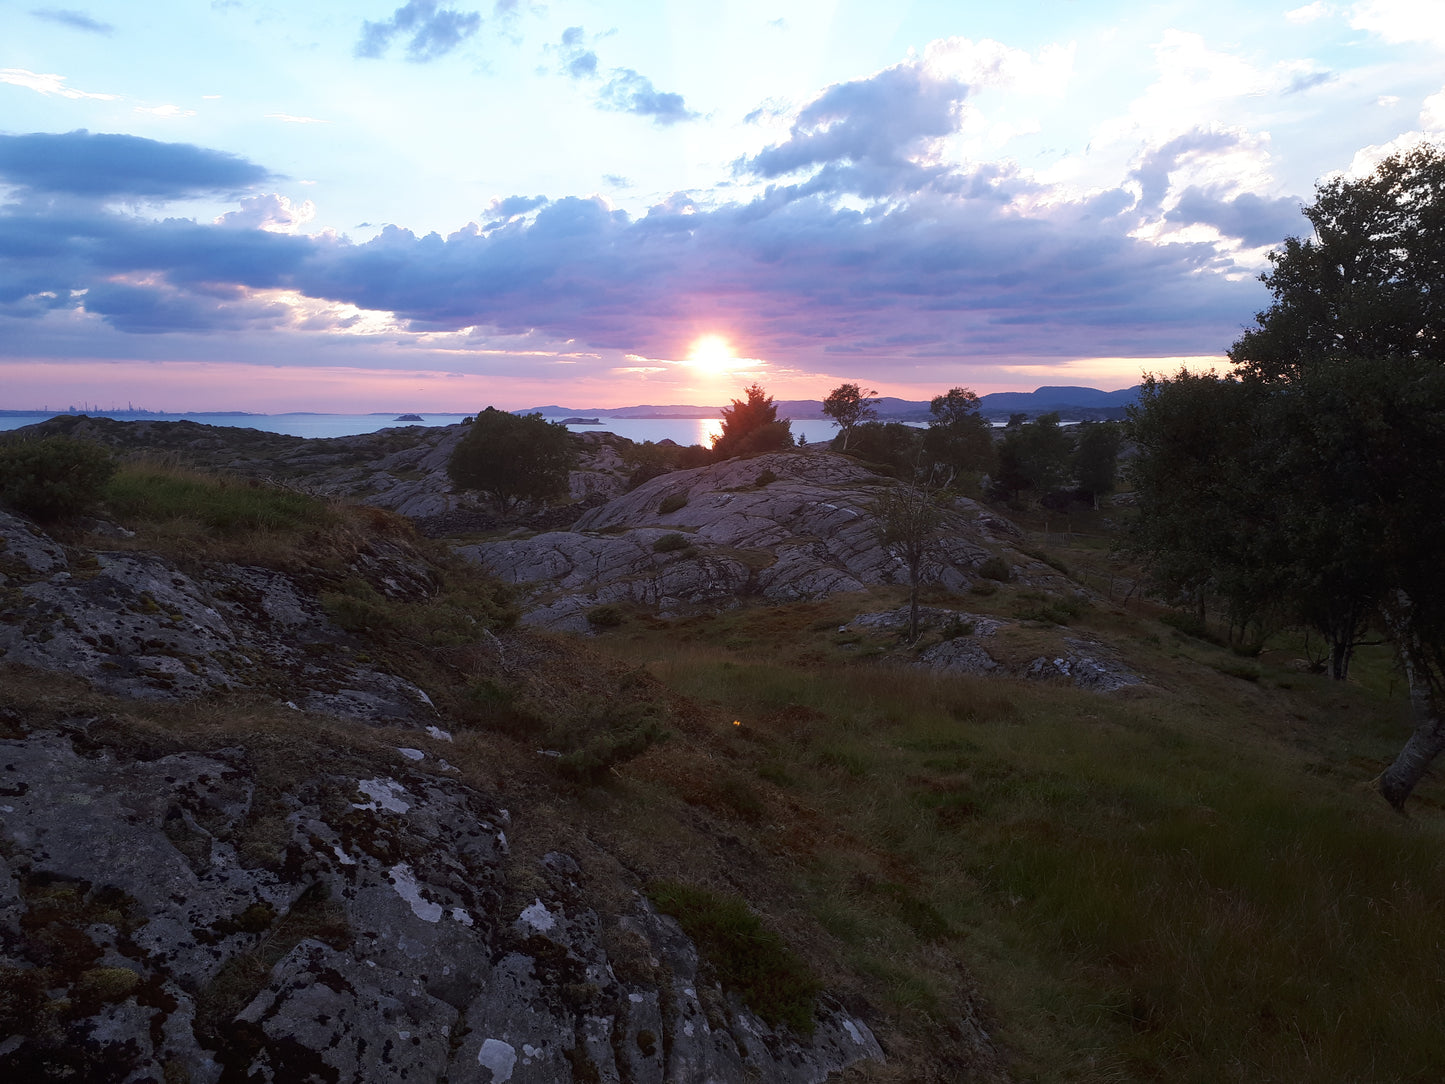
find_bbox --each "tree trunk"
[1328,637,1354,681]
[908,566,921,643]
[1379,590,1445,810]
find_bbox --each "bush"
[978,554,1012,582]
[0,436,115,521]
[586,603,625,628]
[658,493,688,515]
[652,532,690,553]
[754,469,778,487]
[649,881,820,1034]
[557,721,669,785]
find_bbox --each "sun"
[688,334,736,373]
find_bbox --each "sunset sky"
[3,0,1443,412]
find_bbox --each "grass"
[648,880,821,1034]
[13,462,1445,1081]
[592,599,1445,1083]
[104,460,336,536]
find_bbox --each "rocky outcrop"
[848,606,1145,691]
[18,416,638,523]
[0,509,435,722]
[0,719,882,1082]
[465,451,1021,632]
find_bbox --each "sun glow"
[688,334,736,373]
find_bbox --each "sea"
[0,411,751,446]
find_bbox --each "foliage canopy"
[447,407,577,512]
[1126,143,1445,808]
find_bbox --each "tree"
[923,387,994,483]
[447,407,577,513]
[991,412,1073,502]
[1071,420,1123,506]
[1128,144,1445,808]
[872,479,944,642]
[712,383,793,460]
[821,383,878,451]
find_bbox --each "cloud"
[0,130,273,199]
[135,104,198,118]
[1129,128,1248,211]
[739,60,973,197]
[214,194,317,233]
[1423,86,1445,129]
[30,7,114,34]
[1350,0,1445,49]
[554,27,695,124]
[1284,69,1336,94]
[0,67,118,100]
[557,26,598,78]
[265,113,327,124]
[598,70,697,125]
[355,1,482,62]
[1164,188,1303,247]
[1286,2,1332,23]
[486,194,548,218]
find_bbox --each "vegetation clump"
[711,384,793,460]
[0,435,115,521]
[648,880,820,1034]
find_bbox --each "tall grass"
[605,618,1445,1083]
[104,461,335,536]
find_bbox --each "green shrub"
[970,579,999,597]
[652,533,690,554]
[557,721,669,785]
[978,554,1012,582]
[754,469,778,487]
[649,881,819,1034]
[658,493,688,515]
[0,436,115,521]
[586,603,625,628]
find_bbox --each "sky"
[2,0,1444,412]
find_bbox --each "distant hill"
[522,385,1141,424]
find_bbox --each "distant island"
[560,417,602,425]
[394,413,424,422]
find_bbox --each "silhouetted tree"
[712,383,793,459]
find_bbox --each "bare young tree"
[872,478,943,642]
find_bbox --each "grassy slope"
[8,462,1444,1082]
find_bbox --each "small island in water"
[560,416,602,424]
[394,413,424,422]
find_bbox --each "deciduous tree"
[447,407,576,513]
[821,383,878,451]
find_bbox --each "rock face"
[0,720,882,1083]
[849,606,1145,691]
[0,509,436,722]
[465,451,1019,632]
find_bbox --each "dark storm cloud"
[355,1,481,62]
[1165,188,1303,247]
[0,133,1270,365]
[30,7,114,34]
[0,131,273,199]
[598,70,697,125]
